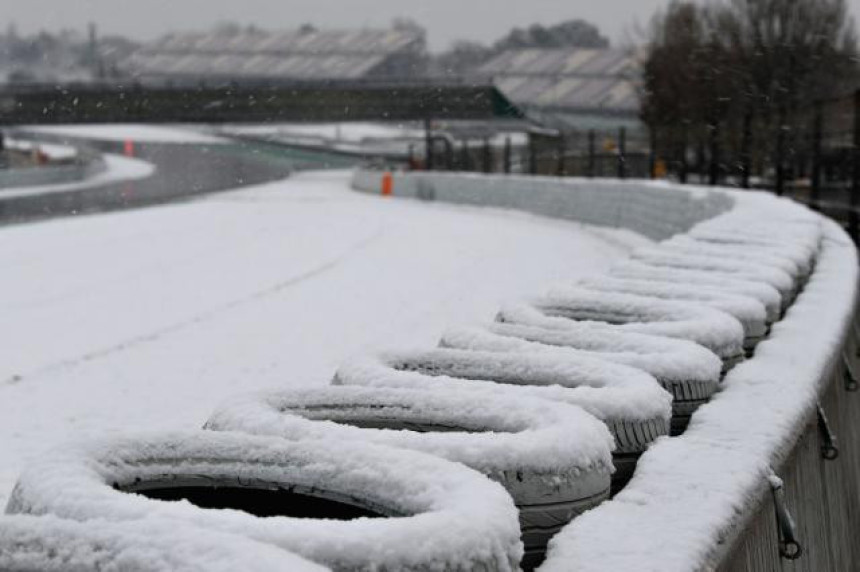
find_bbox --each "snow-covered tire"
[500,287,746,367]
[629,249,797,307]
[609,260,783,324]
[5,431,523,572]
[205,386,614,568]
[0,515,325,572]
[576,276,768,351]
[440,324,721,436]
[332,348,672,491]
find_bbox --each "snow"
[439,324,722,388]
[6,431,523,571]
[0,170,630,506]
[608,260,783,323]
[505,286,746,361]
[576,275,768,340]
[24,124,228,145]
[220,122,424,143]
[0,514,326,572]
[0,153,155,200]
[333,348,673,429]
[205,385,614,477]
[538,220,856,572]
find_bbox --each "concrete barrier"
[352,168,860,571]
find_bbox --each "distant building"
[475,48,642,130]
[124,27,426,85]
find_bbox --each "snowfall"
[0,155,643,505]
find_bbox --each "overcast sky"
[4,0,860,52]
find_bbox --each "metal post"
[424,118,433,171]
[709,121,720,186]
[775,110,786,196]
[529,136,538,175]
[556,133,565,177]
[811,100,823,210]
[649,126,657,179]
[482,137,491,173]
[679,123,689,184]
[460,141,470,172]
[740,109,753,189]
[407,143,415,170]
[503,136,512,174]
[851,90,860,242]
[617,127,627,179]
[588,130,596,178]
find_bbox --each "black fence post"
[617,127,627,179]
[775,110,786,196]
[424,118,433,170]
[556,134,565,177]
[740,110,753,189]
[529,137,538,175]
[503,136,512,174]
[460,141,470,172]
[709,121,721,186]
[588,130,596,178]
[679,124,689,184]
[649,126,657,179]
[811,100,823,211]
[482,137,491,173]
[851,90,860,242]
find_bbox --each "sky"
[3,0,860,52]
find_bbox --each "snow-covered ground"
[24,124,227,145]
[0,154,155,200]
[0,170,637,505]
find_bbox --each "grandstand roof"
[125,28,423,82]
[476,48,640,116]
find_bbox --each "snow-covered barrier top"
[0,514,325,572]
[576,275,768,342]
[206,386,613,481]
[537,222,857,572]
[439,324,722,392]
[333,348,672,453]
[608,260,783,324]
[662,234,812,279]
[5,431,523,572]
[501,287,745,362]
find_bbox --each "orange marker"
[123,140,135,157]
[381,172,393,197]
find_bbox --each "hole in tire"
[125,485,389,520]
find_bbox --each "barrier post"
[482,137,491,173]
[504,136,512,174]
[617,127,627,179]
[460,141,470,172]
[529,137,538,175]
[649,126,657,179]
[775,110,786,196]
[556,134,565,177]
[740,110,753,189]
[424,118,433,171]
[381,172,393,197]
[811,100,823,210]
[709,120,720,186]
[587,130,596,178]
[851,90,860,242]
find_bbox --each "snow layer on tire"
[629,249,796,302]
[576,276,768,341]
[663,235,813,279]
[440,324,721,397]
[0,515,324,572]
[5,431,523,572]
[333,348,672,453]
[608,260,782,323]
[505,287,745,361]
[206,386,613,481]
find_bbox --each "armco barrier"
[0,149,106,190]
[352,169,860,571]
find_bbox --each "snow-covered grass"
[0,170,632,505]
[0,153,155,200]
[24,124,227,145]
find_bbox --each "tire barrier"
[500,287,746,368]
[5,431,523,571]
[0,514,325,572]
[332,348,672,492]
[440,324,721,435]
[205,386,614,568]
[576,275,768,352]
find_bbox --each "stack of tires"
[1,190,821,571]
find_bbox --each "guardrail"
[352,168,860,570]
[0,146,105,189]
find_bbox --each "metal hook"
[844,355,859,392]
[769,473,803,560]
[816,403,840,460]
